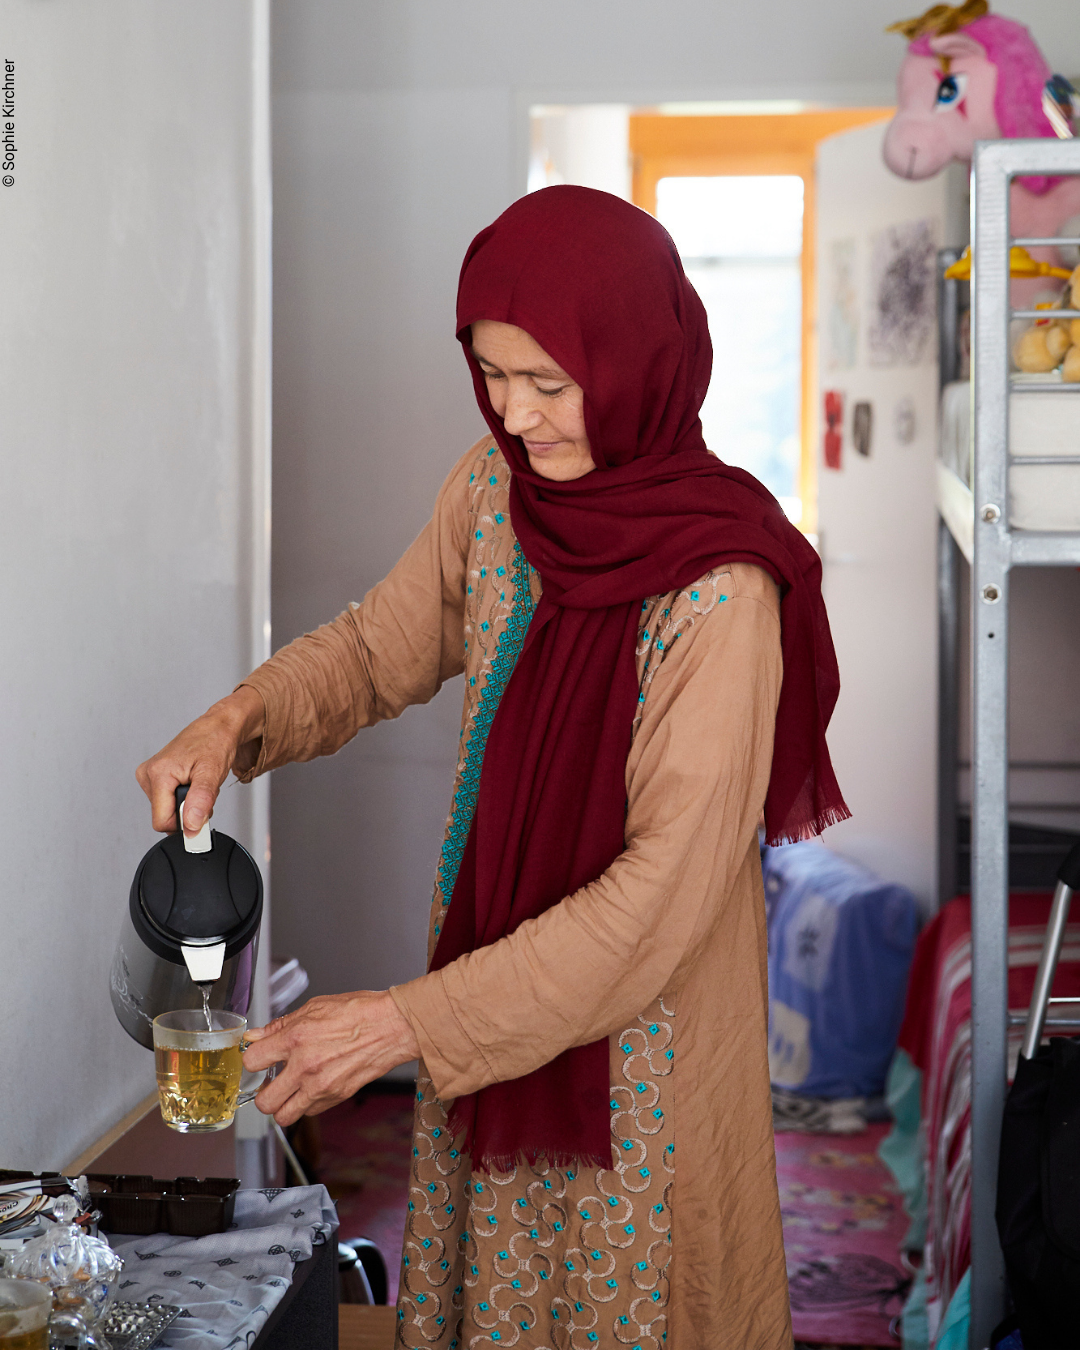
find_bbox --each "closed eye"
[479,366,569,397]
[934,72,967,111]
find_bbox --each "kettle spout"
[181,940,227,984]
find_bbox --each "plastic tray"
[85,1174,240,1236]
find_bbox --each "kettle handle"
[175,783,212,854]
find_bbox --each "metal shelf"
[943,137,1080,1350]
[1008,531,1080,566]
[1009,381,1080,393]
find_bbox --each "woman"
[138,186,847,1349]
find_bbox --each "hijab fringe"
[469,1149,614,1177]
[765,802,853,850]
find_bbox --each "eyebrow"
[471,349,568,381]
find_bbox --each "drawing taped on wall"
[868,219,938,367]
[825,238,859,371]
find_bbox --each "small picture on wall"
[852,401,872,457]
[868,219,937,368]
[825,239,859,372]
[823,390,843,470]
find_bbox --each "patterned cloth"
[397,446,728,1349]
[401,1006,675,1349]
[108,1185,337,1348]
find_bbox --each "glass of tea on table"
[0,1279,52,1350]
[152,1011,274,1133]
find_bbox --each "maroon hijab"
[431,185,848,1171]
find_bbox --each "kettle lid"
[131,786,262,958]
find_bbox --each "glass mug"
[0,1278,83,1350]
[152,1011,274,1133]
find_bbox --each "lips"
[523,440,561,454]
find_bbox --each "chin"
[527,448,596,482]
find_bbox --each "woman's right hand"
[136,686,266,836]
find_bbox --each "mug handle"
[48,1306,89,1347]
[237,1046,277,1107]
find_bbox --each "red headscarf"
[432,185,849,1170]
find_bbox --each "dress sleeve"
[232,444,476,781]
[389,568,783,1100]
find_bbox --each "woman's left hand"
[242,991,420,1127]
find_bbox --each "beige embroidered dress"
[237,438,793,1349]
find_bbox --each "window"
[656,175,804,520]
[630,109,892,533]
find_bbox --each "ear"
[929,31,987,61]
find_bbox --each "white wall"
[531,106,632,198]
[0,2,270,1167]
[269,0,1080,991]
[814,124,959,907]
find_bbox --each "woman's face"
[471,320,595,481]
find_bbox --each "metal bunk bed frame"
[936,137,1080,1349]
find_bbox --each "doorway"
[630,109,891,532]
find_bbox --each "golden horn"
[886,0,988,41]
[943,245,1074,282]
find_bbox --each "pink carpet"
[777,1122,910,1347]
[316,1087,415,1304]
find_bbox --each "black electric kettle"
[110,785,263,1049]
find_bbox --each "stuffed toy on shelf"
[1011,266,1080,380]
[884,1,1080,306]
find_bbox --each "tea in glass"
[153,1010,269,1133]
[0,1279,50,1350]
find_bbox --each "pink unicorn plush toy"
[884,0,1080,244]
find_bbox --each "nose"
[502,384,543,436]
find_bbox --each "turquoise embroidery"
[435,542,535,906]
